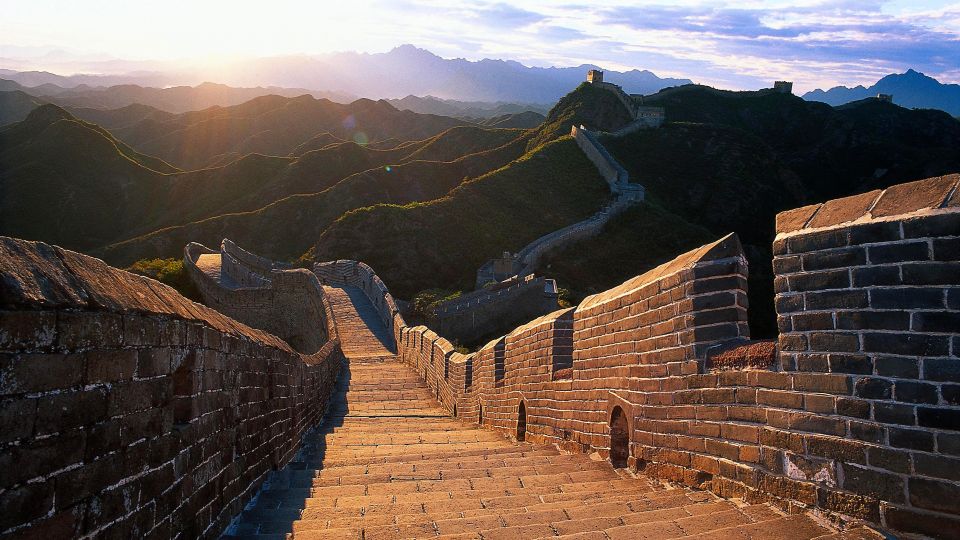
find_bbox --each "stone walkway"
[195,253,239,289]
[223,287,876,540]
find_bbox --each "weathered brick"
[772,256,801,274]
[933,237,960,261]
[0,352,84,394]
[909,477,960,514]
[915,453,960,481]
[791,312,834,331]
[893,380,938,404]
[848,221,901,245]
[827,353,872,375]
[867,446,911,474]
[836,397,870,419]
[805,290,868,310]
[802,247,866,270]
[862,332,949,356]
[85,349,137,384]
[0,311,56,352]
[868,241,929,263]
[912,311,960,333]
[884,505,960,540]
[870,287,944,309]
[902,262,960,286]
[835,310,909,331]
[874,356,918,378]
[35,387,109,435]
[0,481,54,531]
[840,463,904,503]
[0,397,37,443]
[873,402,915,425]
[786,229,849,254]
[888,427,934,451]
[902,212,960,239]
[851,265,900,287]
[138,348,173,378]
[854,377,892,399]
[56,311,122,350]
[775,293,804,314]
[927,358,960,382]
[917,406,960,430]
[809,332,859,352]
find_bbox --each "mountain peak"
[23,103,73,126]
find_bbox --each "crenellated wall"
[0,237,342,539]
[428,274,558,345]
[313,174,960,537]
[185,241,333,355]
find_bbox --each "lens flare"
[353,132,368,145]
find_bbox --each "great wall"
[1,70,958,539]
[2,172,958,539]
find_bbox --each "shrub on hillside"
[127,258,201,301]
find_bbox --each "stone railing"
[0,237,342,539]
[185,241,334,355]
[318,174,960,537]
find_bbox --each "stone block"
[902,212,960,239]
[0,352,84,394]
[872,174,958,217]
[862,332,949,356]
[840,463,905,503]
[888,427,934,451]
[909,477,960,514]
[0,310,56,352]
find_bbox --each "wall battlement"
[0,237,342,538]
[319,174,960,538]
[185,240,333,355]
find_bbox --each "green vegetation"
[409,288,463,321]
[526,83,633,151]
[312,136,610,298]
[540,204,714,304]
[126,258,200,301]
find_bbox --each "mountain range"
[2,45,692,104]
[803,70,960,116]
[2,76,958,339]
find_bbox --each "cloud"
[466,3,548,29]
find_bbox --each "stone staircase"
[222,287,880,540]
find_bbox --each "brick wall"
[0,237,342,538]
[185,242,333,355]
[772,174,960,536]
[320,174,960,537]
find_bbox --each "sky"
[1,0,958,93]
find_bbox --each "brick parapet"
[328,175,960,536]
[772,174,960,535]
[185,241,335,355]
[0,237,342,539]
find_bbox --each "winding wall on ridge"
[313,174,960,538]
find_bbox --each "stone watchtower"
[587,69,604,84]
[877,93,894,103]
[773,81,793,94]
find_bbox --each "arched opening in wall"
[609,406,629,468]
[517,401,527,441]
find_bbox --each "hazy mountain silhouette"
[804,69,960,116]
[2,45,691,104]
